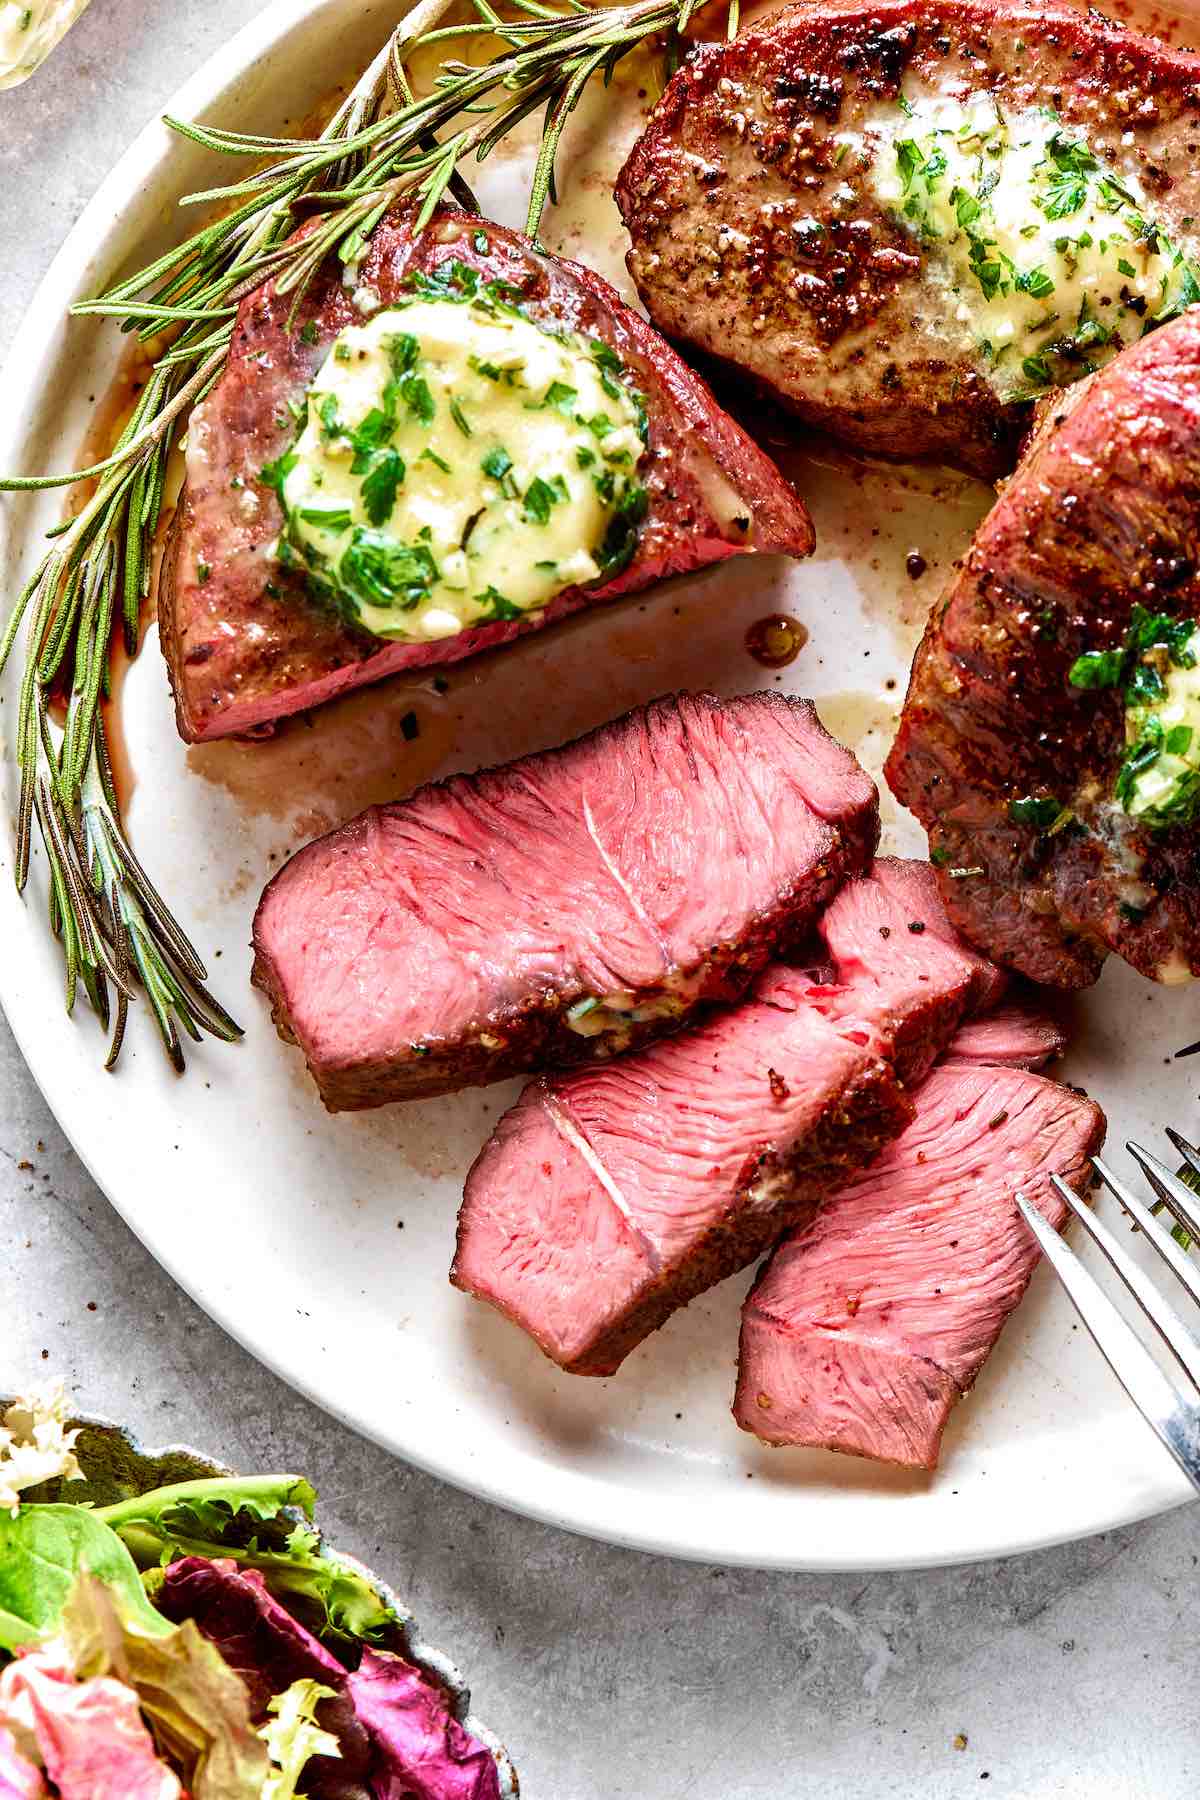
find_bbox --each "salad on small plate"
[0,1385,517,1799]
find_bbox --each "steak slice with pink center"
[452,969,912,1376]
[252,691,878,1111]
[812,855,1005,1084]
[451,859,983,1375]
[735,1059,1104,1469]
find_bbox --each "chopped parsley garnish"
[297,505,354,532]
[419,446,452,474]
[1068,646,1126,689]
[476,585,523,620]
[400,373,435,423]
[544,381,578,416]
[348,407,397,471]
[300,320,319,345]
[259,450,297,496]
[341,529,438,613]
[522,475,567,525]
[481,446,514,485]
[361,449,405,527]
[1008,794,1063,829]
[1015,265,1055,299]
[449,398,472,438]
[594,483,649,581]
[470,356,506,383]
[407,261,482,302]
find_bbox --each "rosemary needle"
[0,0,727,1072]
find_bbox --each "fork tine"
[1051,1174,1200,1391]
[1091,1156,1200,1311]
[1164,1127,1200,1185]
[1016,1194,1200,1496]
[1126,1141,1200,1244]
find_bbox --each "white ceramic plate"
[2,0,1198,1571]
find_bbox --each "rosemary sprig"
[0,0,718,1070]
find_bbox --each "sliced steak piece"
[615,0,1200,479]
[451,858,977,1374]
[886,312,1200,988]
[251,691,878,1111]
[735,1063,1104,1468]
[452,969,910,1377]
[946,997,1065,1070]
[162,207,813,743]
[814,856,1004,1080]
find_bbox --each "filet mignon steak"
[735,1058,1104,1468]
[251,692,879,1111]
[162,208,813,743]
[615,0,1200,479]
[886,311,1200,988]
[451,859,982,1375]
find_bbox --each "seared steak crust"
[251,692,879,1110]
[162,209,813,743]
[886,312,1200,988]
[615,0,1200,478]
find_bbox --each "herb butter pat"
[862,95,1200,399]
[1120,645,1200,826]
[1069,607,1200,829]
[269,282,649,642]
[0,0,92,87]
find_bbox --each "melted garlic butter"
[274,294,648,642]
[0,0,90,86]
[857,95,1200,401]
[1124,655,1200,824]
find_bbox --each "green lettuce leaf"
[95,1475,317,1540]
[98,1476,395,1650]
[0,1505,172,1651]
[60,1574,268,1800]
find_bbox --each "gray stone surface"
[1,4,1198,1795]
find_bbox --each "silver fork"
[1017,1131,1200,1496]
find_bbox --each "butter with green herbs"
[1069,609,1200,829]
[1121,649,1200,825]
[861,96,1200,400]
[0,0,92,87]
[268,286,649,643]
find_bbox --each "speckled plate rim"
[0,0,1196,1574]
